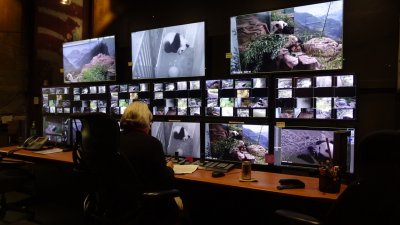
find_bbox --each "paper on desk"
[35,148,63,154]
[173,165,198,174]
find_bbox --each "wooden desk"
[1,145,344,201]
[0,145,73,164]
[176,168,345,201]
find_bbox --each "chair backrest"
[70,113,142,224]
[71,113,121,174]
[326,130,400,225]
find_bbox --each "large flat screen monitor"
[131,21,205,79]
[274,126,355,173]
[151,121,201,158]
[205,123,269,165]
[230,0,343,74]
[63,35,116,83]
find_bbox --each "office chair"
[70,113,186,225]
[274,130,400,225]
[0,155,35,222]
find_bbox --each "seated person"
[119,101,178,224]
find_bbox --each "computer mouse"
[211,171,225,178]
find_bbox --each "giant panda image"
[163,32,189,54]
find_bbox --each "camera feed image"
[132,22,205,79]
[316,76,332,87]
[336,75,354,87]
[278,78,292,88]
[165,83,175,91]
[177,81,187,90]
[205,123,269,165]
[253,78,266,88]
[237,108,250,117]
[316,97,332,119]
[221,107,234,117]
[252,109,267,117]
[296,78,312,88]
[43,116,70,145]
[294,98,314,118]
[129,84,140,92]
[154,83,164,91]
[63,36,116,83]
[189,80,201,90]
[278,89,292,98]
[151,122,200,158]
[140,83,149,92]
[276,108,295,118]
[276,128,335,167]
[231,0,343,74]
[237,89,250,98]
[235,79,252,89]
[222,79,234,89]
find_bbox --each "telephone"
[21,136,49,150]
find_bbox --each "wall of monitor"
[34,0,400,176]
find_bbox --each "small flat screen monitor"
[274,126,354,173]
[151,121,201,158]
[109,83,150,115]
[152,79,202,116]
[72,85,108,113]
[205,78,268,117]
[42,116,70,146]
[275,74,356,120]
[63,35,116,83]
[131,21,205,79]
[230,0,343,74]
[205,123,269,165]
[42,87,71,114]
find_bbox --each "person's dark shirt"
[119,128,175,191]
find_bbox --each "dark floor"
[1,163,85,225]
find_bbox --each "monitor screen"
[72,85,108,113]
[109,83,151,115]
[275,74,356,120]
[230,0,343,74]
[206,78,268,117]
[131,21,205,79]
[152,79,202,116]
[205,123,269,165]
[63,35,116,83]
[274,126,354,173]
[42,87,71,114]
[42,116,70,146]
[151,121,201,158]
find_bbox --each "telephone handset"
[21,136,49,150]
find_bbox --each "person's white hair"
[120,101,152,130]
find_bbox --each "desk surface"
[0,145,73,164]
[1,145,345,200]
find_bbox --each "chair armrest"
[142,188,180,199]
[275,209,323,225]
